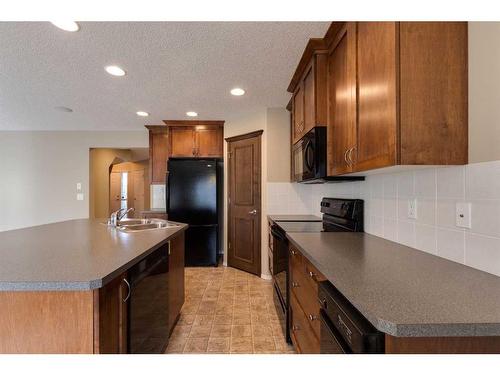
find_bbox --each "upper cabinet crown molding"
[287,38,328,93]
[163,120,225,127]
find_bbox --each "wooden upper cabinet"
[327,23,357,176]
[288,40,328,144]
[319,22,468,176]
[355,22,398,171]
[164,121,224,158]
[170,127,195,157]
[196,127,223,157]
[146,126,169,184]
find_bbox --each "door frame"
[225,130,263,276]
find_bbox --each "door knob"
[249,209,257,215]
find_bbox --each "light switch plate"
[76,182,82,191]
[456,202,471,228]
[407,198,417,219]
[77,193,84,201]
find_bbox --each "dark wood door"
[168,232,185,334]
[327,23,357,176]
[95,272,128,354]
[227,130,262,276]
[196,127,223,157]
[355,22,398,172]
[170,127,195,157]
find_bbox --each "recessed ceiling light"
[186,111,198,117]
[105,65,126,77]
[230,88,245,96]
[50,21,79,32]
[54,106,73,113]
[136,111,149,117]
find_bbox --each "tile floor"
[165,266,295,354]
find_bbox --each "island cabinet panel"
[288,244,326,354]
[94,272,128,354]
[0,291,94,354]
[168,232,185,334]
[146,126,169,184]
[385,335,500,354]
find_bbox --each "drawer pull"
[290,250,297,255]
[291,281,300,288]
[308,271,316,279]
[292,325,300,331]
[318,298,327,309]
[308,314,318,321]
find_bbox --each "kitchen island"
[0,219,187,354]
[287,231,500,353]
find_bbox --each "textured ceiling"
[0,22,330,130]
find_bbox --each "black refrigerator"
[166,158,223,266]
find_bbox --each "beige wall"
[469,22,500,163]
[266,108,291,182]
[0,131,148,232]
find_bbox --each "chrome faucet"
[109,207,135,227]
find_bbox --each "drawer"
[303,257,326,294]
[290,292,320,354]
[289,245,302,273]
[290,269,321,339]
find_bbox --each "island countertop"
[286,232,500,337]
[0,219,187,291]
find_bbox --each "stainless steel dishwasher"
[128,243,169,354]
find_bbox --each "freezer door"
[167,159,218,224]
[185,225,218,266]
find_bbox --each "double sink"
[106,218,180,233]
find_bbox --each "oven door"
[320,309,352,354]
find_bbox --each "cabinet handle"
[308,271,316,280]
[350,146,356,165]
[344,149,350,165]
[167,240,171,255]
[318,298,327,309]
[308,314,318,321]
[292,325,300,331]
[122,278,131,303]
[292,281,300,288]
[347,147,354,165]
[290,250,297,255]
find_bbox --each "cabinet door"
[96,272,128,354]
[150,130,169,183]
[195,127,223,157]
[355,22,398,172]
[168,232,185,334]
[292,83,304,143]
[327,23,357,176]
[303,63,315,134]
[170,128,195,157]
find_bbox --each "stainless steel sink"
[103,218,180,232]
[117,221,179,233]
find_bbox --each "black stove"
[269,198,364,344]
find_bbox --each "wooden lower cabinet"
[385,335,500,354]
[94,272,128,354]
[168,232,185,334]
[289,244,325,354]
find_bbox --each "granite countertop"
[286,232,500,337]
[268,214,322,222]
[0,219,187,291]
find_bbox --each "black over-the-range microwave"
[292,127,364,183]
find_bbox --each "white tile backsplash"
[267,159,500,277]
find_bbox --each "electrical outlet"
[76,183,82,191]
[77,193,84,201]
[456,202,471,228]
[407,198,417,219]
